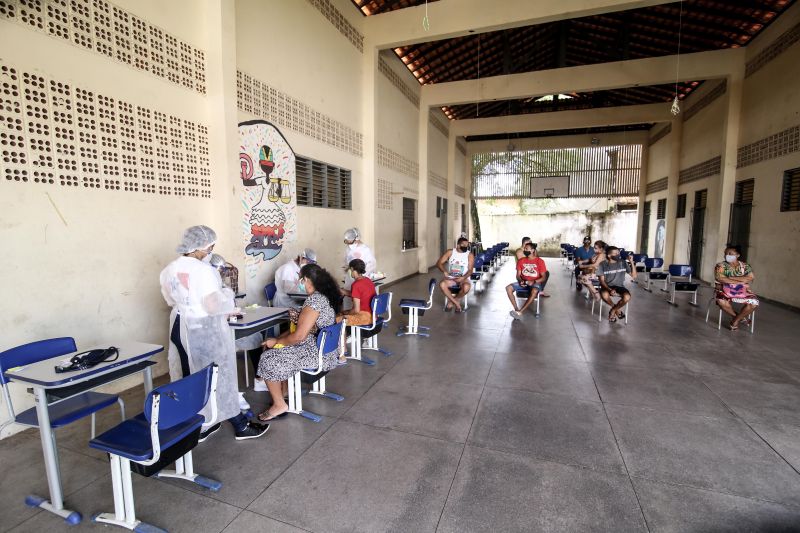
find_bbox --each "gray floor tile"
[248,420,461,533]
[468,387,625,473]
[222,510,308,533]
[702,375,800,426]
[0,430,109,533]
[590,364,732,416]
[580,340,688,372]
[486,356,600,401]
[342,373,483,442]
[634,477,800,533]
[750,422,800,473]
[438,446,647,533]
[388,347,494,386]
[9,473,240,533]
[607,404,800,507]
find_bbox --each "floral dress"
[715,260,759,306]
[258,292,338,381]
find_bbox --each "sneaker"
[238,392,250,411]
[253,379,267,392]
[199,423,221,443]
[509,310,521,320]
[235,421,270,441]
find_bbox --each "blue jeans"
[512,283,542,293]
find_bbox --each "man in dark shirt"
[573,237,594,290]
[597,246,635,322]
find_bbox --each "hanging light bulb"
[422,0,430,31]
[671,1,684,116]
[671,95,681,115]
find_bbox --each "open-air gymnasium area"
[3,0,800,531]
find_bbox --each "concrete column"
[205,0,239,270]
[664,116,683,264]
[464,142,473,239]
[417,99,429,273]
[706,63,745,279]
[635,141,649,252]
[360,42,379,247]
[446,127,457,245]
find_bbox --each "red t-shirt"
[516,256,547,283]
[351,277,376,313]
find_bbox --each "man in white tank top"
[436,236,475,313]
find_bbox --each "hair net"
[176,225,217,254]
[344,227,360,241]
[301,248,317,263]
[209,253,226,269]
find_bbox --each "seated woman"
[579,240,607,300]
[255,263,342,421]
[341,259,376,323]
[715,245,759,331]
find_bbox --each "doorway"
[689,189,707,276]
[639,201,651,254]
[438,197,448,254]
[728,179,754,259]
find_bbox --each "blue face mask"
[298,280,307,293]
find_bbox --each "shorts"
[602,285,630,296]
[512,283,543,292]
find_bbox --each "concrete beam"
[422,48,746,107]
[364,0,673,49]
[451,103,671,137]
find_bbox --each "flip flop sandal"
[729,323,739,331]
[617,312,626,319]
[444,305,453,312]
[608,315,617,323]
[258,410,288,422]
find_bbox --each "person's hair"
[299,264,342,314]
[606,245,619,255]
[521,236,531,244]
[583,236,591,242]
[523,241,534,249]
[594,240,607,250]
[725,244,742,255]
[348,258,366,275]
[457,237,469,245]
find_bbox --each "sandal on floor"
[728,322,739,331]
[608,313,617,323]
[617,312,626,319]
[258,409,288,422]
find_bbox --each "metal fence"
[472,144,643,199]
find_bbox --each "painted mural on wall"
[239,120,297,278]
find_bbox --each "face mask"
[523,251,531,257]
[298,280,307,293]
[609,255,619,261]
[348,243,357,250]
[458,246,468,252]
[202,253,212,263]
[725,254,737,262]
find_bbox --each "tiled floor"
[3,257,800,532]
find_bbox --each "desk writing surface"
[228,306,289,328]
[5,341,163,388]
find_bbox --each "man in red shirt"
[506,241,547,319]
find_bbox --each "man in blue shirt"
[573,237,594,290]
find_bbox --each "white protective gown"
[272,259,302,308]
[160,256,239,426]
[344,242,376,289]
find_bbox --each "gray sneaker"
[509,310,521,320]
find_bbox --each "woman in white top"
[272,248,317,308]
[159,225,268,441]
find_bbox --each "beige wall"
[643,2,800,305]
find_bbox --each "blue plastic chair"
[287,321,345,422]
[397,279,436,337]
[666,264,700,306]
[264,282,277,306]
[642,257,667,292]
[89,364,221,532]
[0,337,125,441]
[470,257,486,292]
[347,292,393,365]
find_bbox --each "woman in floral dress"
[256,263,342,420]
[714,245,759,330]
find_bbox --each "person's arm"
[436,249,452,275]
[598,273,611,292]
[534,259,547,283]
[268,305,319,347]
[516,262,524,284]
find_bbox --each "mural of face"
[239,121,297,268]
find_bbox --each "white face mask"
[348,243,357,250]
[725,254,737,263]
[202,253,213,263]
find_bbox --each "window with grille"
[402,198,417,249]
[695,189,708,209]
[295,155,352,209]
[461,203,467,233]
[782,168,800,212]
[656,198,667,220]
[676,194,687,218]
[735,179,755,205]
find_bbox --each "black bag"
[54,346,119,373]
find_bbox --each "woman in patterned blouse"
[714,245,759,331]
